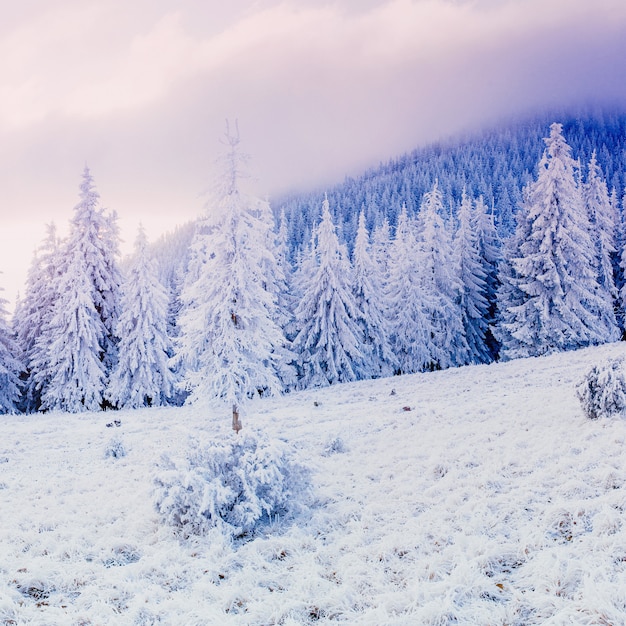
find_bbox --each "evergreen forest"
[2,109,626,416]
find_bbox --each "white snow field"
[2,342,626,625]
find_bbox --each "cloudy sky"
[1,0,626,306]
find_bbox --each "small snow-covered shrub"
[153,431,310,537]
[104,435,126,459]
[322,435,346,456]
[576,357,626,420]
[103,544,141,568]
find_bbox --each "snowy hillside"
[2,342,626,624]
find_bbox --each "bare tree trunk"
[232,403,242,434]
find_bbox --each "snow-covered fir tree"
[269,211,298,388]
[15,224,60,412]
[418,182,469,369]
[386,205,430,374]
[494,186,533,357]
[583,151,619,337]
[500,123,615,359]
[292,195,365,387]
[352,211,396,378]
[39,242,107,412]
[38,167,120,412]
[175,123,288,430]
[473,195,502,360]
[106,226,176,409]
[99,208,123,373]
[0,285,22,414]
[274,209,296,336]
[619,190,626,333]
[454,190,491,364]
[371,218,392,278]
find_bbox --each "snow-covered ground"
[2,342,626,625]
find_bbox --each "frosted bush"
[104,435,126,459]
[322,435,346,456]
[153,431,310,537]
[576,357,626,420]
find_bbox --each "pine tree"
[99,209,123,373]
[176,123,288,431]
[352,211,396,378]
[15,224,60,412]
[583,151,620,340]
[0,286,22,414]
[418,182,469,369]
[106,226,176,409]
[501,123,612,359]
[473,195,502,360]
[39,243,107,412]
[454,191,491,364]
[271,210,298,388]
[619,190,626,333]
[274,209,295,331]
[292,195,365,387]
[386,205,430,374]
[38,167,119,412]
[371,218,392,278]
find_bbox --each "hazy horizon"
[2,0,626,307]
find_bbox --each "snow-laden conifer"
[372,218,392,283]
[0,286,22,414]
[501,123,612,359]
[274,210,295,332]
[473,196,501,360]
[418,182,469,369]
[176,123,288,430]
[64,167,122,373]
[583,151,619,339]
[99,208,123,372]
[39,243,107,412]
[454,191,491,364]
[292,196,365,387]
[352,211,396,378]
[619,190,626,333]
[106,226,176,409]
[15,224,60,412]
[37,167,119,412]
[386,205,430,374]
[270,211,298,388]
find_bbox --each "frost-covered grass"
[2,342,626,624]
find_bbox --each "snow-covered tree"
[39,243,107,412]
[386,205,430,374]
[454,191,491,364]
[15,224,60,412]
[99,208,123,372]
[274,209,295,331]
[418,182,469,369]
[292,195,365,387]
[371,218,392,278]
[619,191,626,333]
[352,211,396,378]
[0,285,22,414]
[583,151,619,337]
[106,226,176,409]
[38,167,120,412]
[473,195,501,360]
[176,123,288,430]
[270,210,298,388]
[500,123,614,359]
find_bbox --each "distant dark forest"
[275,109,626,255]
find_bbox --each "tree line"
[0,120,624,418]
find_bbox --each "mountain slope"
[277,109,626,253]
[1,342,626,624]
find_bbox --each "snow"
[2,342,626,624]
